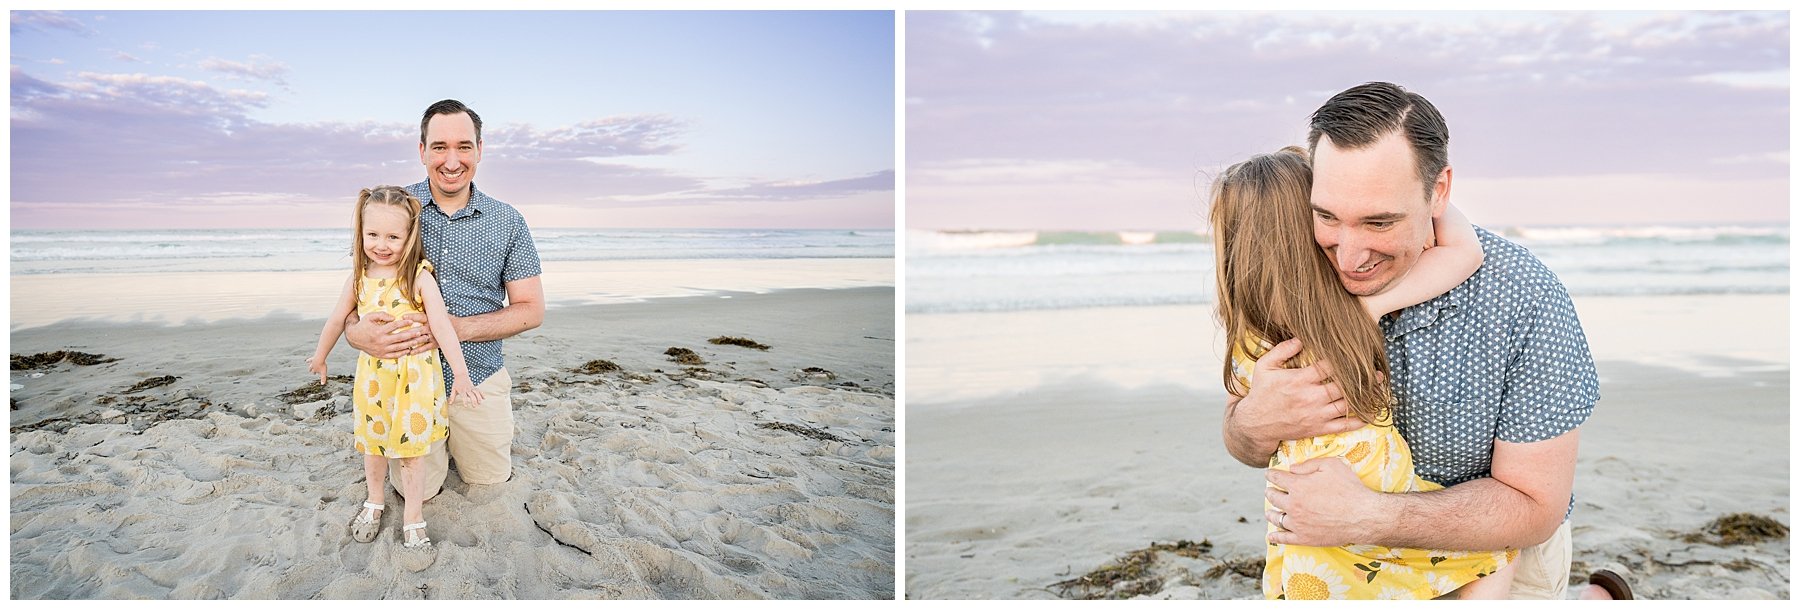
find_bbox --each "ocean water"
[10,228,895,275]
[906,225,1789,314]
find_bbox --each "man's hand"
[1222,338,1367,466]
[343,311,437,359]
[1264,457,1384,547]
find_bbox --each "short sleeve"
[1229,342,1255,390]
[502,214,542,283]
[1496,283,1599,443]
[414,259,437,302]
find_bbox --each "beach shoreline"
[12,287,896,599]
[10,257,895,331]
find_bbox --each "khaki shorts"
[1509,520,1573,600]
[391,367,515,500]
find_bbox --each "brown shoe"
[1588,569,1634,600]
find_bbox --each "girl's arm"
[1359,203,1484,318]
[418,267,485,407]
[307,272,359,383]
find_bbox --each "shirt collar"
[1382,277,1472,340]
[420,183,486,219]
[1380,226,1498,340]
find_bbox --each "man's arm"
[344,310,424,359]
[1266,428,1579,550]
[1221,338,1366,467]
[449,275,543,343]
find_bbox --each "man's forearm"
[452,301,543,343]
[1370,477,1564,550]
[343,311,371,353]
[1223,398,1278,467]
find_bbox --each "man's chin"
[1338,276,1392,297]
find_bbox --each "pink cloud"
[11,11,90,35]
[906,11,1788,229]
[11,66,894,229]
[198,55,289,86]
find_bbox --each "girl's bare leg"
[1450,560,1517,599]
[349,453,389,543]
[364,454,388,504]
[400,456,424,526]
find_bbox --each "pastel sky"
[11,10,894,229]
[906,10,1789,230]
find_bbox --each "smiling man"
[346,99,544,504]
[1220,82,1611,599]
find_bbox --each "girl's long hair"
[351,186,427,308]
[1210,146,1392,424]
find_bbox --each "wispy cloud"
[906,11,1789,228]
[709,170,895,200]
[487,117,686,159]
[198,55,289,87]
[112,51,146,63]
[11,11,90,36]
[11,66,887,224]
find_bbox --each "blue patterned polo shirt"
[1383,227,1598,519]
[405,181,542,387]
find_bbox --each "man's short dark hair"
[420,99,482,145]
[1307,82,1448,201]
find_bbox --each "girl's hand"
[451,377,484,408]
[306,355,328,385]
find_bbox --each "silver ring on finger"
[1278,511,1288,530]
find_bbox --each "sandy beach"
[905,294,1789,599]
[11,269,895,599]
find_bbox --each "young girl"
[307,185,482,549]
[1210,147,1516,599]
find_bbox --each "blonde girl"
[1210,147,1515,599]
[308,185,482,549]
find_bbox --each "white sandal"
[350,502,384,543]
[403,521,432,549]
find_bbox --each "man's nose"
[1334,229,1372,272]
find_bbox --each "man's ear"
[1430,165,1453,217]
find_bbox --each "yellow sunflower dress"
[1234,337,1516,600]
[351,260,448,459]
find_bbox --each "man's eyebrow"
[1311,205,1406,223]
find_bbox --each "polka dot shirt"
[1382,227,1598,519]
[406,181,542,387]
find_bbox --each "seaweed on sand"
[1205,557,1265,580]
[12,351,120,370]
[574,359,621,374]
[277,375,350,404]
[664,347,705,365]
[757,421,846,443]
[1048,540,1216,600]
[708,336,771,350]
[1682,513,1789,546]
[124,376,178,394]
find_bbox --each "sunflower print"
[349,260,448,458]
[1234,337,1516,599]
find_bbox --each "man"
[347,99,544,502]
[1220,82,1610,599]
